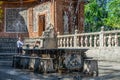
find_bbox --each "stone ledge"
[0,53,17,56]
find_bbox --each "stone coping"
[0,53,17,56]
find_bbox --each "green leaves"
[104,0,120,28]
[85,0,120,32]
[85,0,106,32]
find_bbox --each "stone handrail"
[57,27,120,49]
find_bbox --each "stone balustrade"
[57,27,120,49]
[23,37,44,49]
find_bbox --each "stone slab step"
[0,53,16,61]
[0,53,17,55]
[0,61,12,66]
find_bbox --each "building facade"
[0,0,86,38]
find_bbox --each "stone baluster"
[115,33,118,47]
[66,37,69,47]
[76,37,79,47]
[103,36,106,47]
[97,38,99,46]
[99,26,104,47]
[85,36,88,47]
[111,37,115,46]
[70,37,73,47]
[108,34,112,47]
[81,36,83,47]
[60,38,63,47]
[63,38,66,47]
[74,30,78,47]
[94,35,97,47]
[89,35,92,47]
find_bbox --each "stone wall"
[86,47,120,62]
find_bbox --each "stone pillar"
[74,29,78,47]
[99,26,104,47]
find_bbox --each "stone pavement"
[97,61,120,80]
[84,61,120,80]
[0,61,120,80]
[0,65,81,80]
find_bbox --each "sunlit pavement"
[0,61,120,80]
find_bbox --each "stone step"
[0,55,13,59]
[0,53,16,61]
[0,38,17,53]
[0,53,17,56]
[0,61,13,66]
[0,48,17,53]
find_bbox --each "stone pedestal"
[43,38,57,49]
[83,59,98,76]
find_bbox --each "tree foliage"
[104,0,120,28]
[84,0,120,32]
[84,0,107,32]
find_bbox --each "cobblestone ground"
[0,61,120,80]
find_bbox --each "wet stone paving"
[0,61,120,80]
[0,65,82,80]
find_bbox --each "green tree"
[85,0,120,32]
[104,0,120,28]
[84,0,108,32]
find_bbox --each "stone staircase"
[0,53,16,66]
[0,38,17,53]
[0,38,17,66]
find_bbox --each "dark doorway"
[38,15,45,36]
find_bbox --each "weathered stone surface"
[86,47,120,62]
[43,38,57,49]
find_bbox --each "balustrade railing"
[57,27,120,49]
